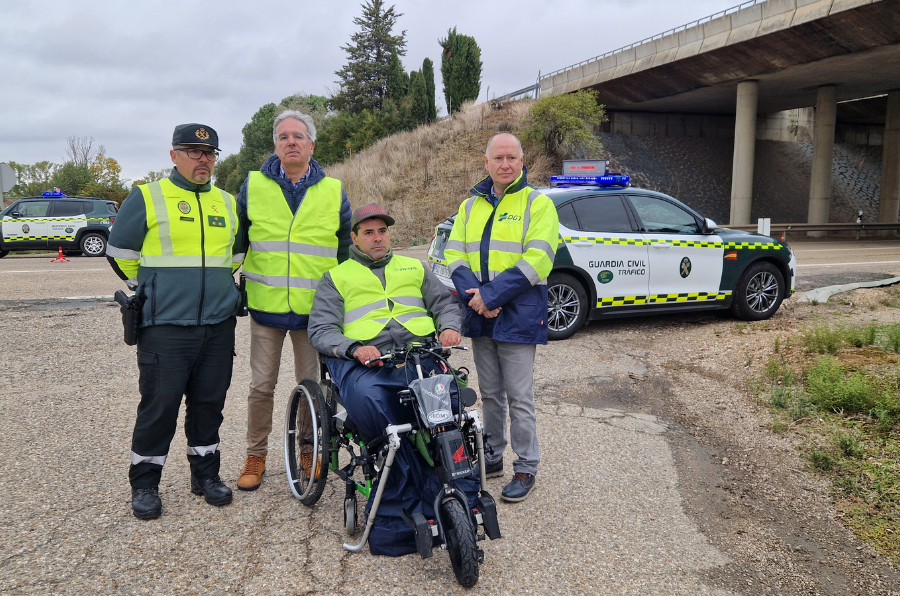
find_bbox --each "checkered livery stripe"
[2,217,109,223]
[597,290,732,307]
[562,236,646,245]
[723,241,782,250]
[4,236,79,242]
[562,237,782,250]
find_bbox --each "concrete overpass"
[539,0,900,231]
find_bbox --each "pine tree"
[439,27,482,114]
[422,57,437,122]
[333,1,407,114]
[408,70,428,126]
[386,49,409,99]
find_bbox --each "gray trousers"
[472,337,539,476]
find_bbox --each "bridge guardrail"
[726,222,900,235]
[541,0,768,82]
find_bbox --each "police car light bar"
[42,190,67,197]
[550,174,630,187]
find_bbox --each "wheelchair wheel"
[441,499,479,588]
[284,379,330,506]
[344,496,358,535]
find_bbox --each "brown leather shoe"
[299,452,321,478]
[237,455,266,491]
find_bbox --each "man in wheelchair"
[308,203,477,556]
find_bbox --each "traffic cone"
[50,246,70,263]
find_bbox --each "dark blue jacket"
[235,155,352,330]
[450,169,550,345]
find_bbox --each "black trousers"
[129,318,236,489]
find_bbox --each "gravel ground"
[2,258,900,594]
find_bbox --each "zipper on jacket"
[196,192,206,325]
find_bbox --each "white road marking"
[797,260,900,268]
[794,247,900,253]
[0,269,107,273]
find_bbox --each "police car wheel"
[0,250,8,259]
[80,233,107,257]
[731,261,785,321]
[547,272,588,341]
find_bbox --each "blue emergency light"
[42,190,67,197]
[550,174,630,187]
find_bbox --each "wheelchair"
[283,339,501,588]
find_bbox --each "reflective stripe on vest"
[447,187,544,284]
[329,255,436,341]
[242,173,342,315]
[138,179,237,269]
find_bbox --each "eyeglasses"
[276,132,310,143]
[175,147,219,160]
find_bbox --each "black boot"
[190,475,233,506]
[131,487,162,519]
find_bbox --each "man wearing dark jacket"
[235,110,352,491]
[107,123,244,519]
[444,133,559,503]
[308,203,465,556]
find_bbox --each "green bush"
[839,435,864,458]
[806,355,877,413]
[801,324,845,354]
[523,90,606,157]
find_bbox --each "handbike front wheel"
[284,379,330,506]
[441,499,479,588]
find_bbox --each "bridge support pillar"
[877,90,900,236]
[730,81,758,226]
[807,86,837,238]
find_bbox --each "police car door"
[4,200,50,248]
[559,195,649,309]
[626,195,724,304]
[47,200,87,246]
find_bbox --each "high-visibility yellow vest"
[329,255,436,341]
[444,177,558,286]
[242,172,342,315]
[137,178,238,270]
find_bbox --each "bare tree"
[66,136,102,167]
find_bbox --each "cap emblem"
[195,128,210,141]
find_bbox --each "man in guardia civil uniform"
[235,110,352,491]
[444,133,559,503]
[308,204,466,556]
[107,123,245,519]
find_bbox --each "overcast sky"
[0,0,740,183]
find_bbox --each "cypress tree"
[408,70,428,126]
[439,27,482,114]
[386,49,409,100]
[422,57,437,122]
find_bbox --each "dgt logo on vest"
[498,213,522,222]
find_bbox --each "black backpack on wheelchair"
[283,340,501,588]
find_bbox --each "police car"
[0,191,117,258]
[427,160,796,340]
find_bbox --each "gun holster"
[237,274,249,317]
[114,290,144,346]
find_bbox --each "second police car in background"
[428,160,797,340]
[0,190,117,258]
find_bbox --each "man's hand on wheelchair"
[354,345,384,367]
[439,329,462,348]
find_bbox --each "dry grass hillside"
[326,99,558,247]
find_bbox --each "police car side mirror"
[11,211,20,219]
[703,218,717,234]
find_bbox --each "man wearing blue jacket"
[234,110,352,491]
[444,133,559,502]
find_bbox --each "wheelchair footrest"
[475,492,502,540]
[401,508,435,559]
